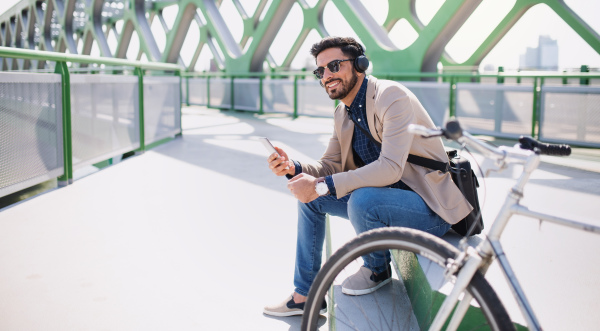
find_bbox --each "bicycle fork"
[429,246,483,331]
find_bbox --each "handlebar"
[408,119,572,164]
[518,136,571,156]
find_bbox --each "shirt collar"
[345,76,369,113]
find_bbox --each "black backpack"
[406,151,483,236]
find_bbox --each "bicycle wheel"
[301,227,515,331]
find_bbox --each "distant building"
[519,35,558,70]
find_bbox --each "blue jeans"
[293,187,451,297]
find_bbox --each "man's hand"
[287,173,319,203]
[267,146,295,177]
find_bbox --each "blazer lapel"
[365,75,380,143]
[335,104,354,170]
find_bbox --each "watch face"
[316,182,328,195]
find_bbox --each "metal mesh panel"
[143,76,181,145]
[455,83,533,138]
[540,86,600,147]
[70,74,140,170]
[263,79,294,114]
[208,78,231,109]
[400,81,450,127]
[0,72,63,198]
[188,77,208,106]
[233,78,259,111]
[298,80,335,117]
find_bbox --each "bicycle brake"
[444,246,482,280]
[444,251,467,279]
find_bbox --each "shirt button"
[358,119,361,122]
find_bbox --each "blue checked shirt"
[291,76,410,196]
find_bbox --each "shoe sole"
[263,308,327,317]
[341,278,392,296]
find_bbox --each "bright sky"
[1,0,598,71]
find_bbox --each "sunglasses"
[313,59,353,79]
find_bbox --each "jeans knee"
[298,199,321,215]
[347,188,376,217]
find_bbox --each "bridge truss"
[0,0,598,74]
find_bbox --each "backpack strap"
[406,154,449,173]
[349,115,450,173]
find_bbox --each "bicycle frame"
[435,134,600,331]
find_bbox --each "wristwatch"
[315,178,329,196]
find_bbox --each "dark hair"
[310,36,364,61]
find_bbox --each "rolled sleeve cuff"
[325,175,337,196]
[285,160,303,180]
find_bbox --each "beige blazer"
[298,76,472,224]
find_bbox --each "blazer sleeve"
[297,110,345,178]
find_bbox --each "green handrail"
[0,46,180,71]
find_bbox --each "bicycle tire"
[301,227,515,331]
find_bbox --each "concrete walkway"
[1,106,599,330]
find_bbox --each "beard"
[325,70,359,100]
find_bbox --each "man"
[263,36,472,317]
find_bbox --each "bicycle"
[301,119,600,330]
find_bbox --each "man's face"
[316,48,358,101]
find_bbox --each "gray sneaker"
[263,294,327,317]
[341,266,392,296]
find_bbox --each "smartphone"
[259,137,289,169]
[258,137,278,156]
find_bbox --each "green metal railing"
[182,71,313,117]
[0,46,182,186]
[182,70,600,142]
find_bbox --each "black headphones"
[318,44,369,87]
[353,44,369,73]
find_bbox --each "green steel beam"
[84,0,114,58]
[451,0,600,69]
[331,0,483,74]
[162,2,196,64]
[114,0,162,61]
[547,0,600,55]
[0,0,598,74]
